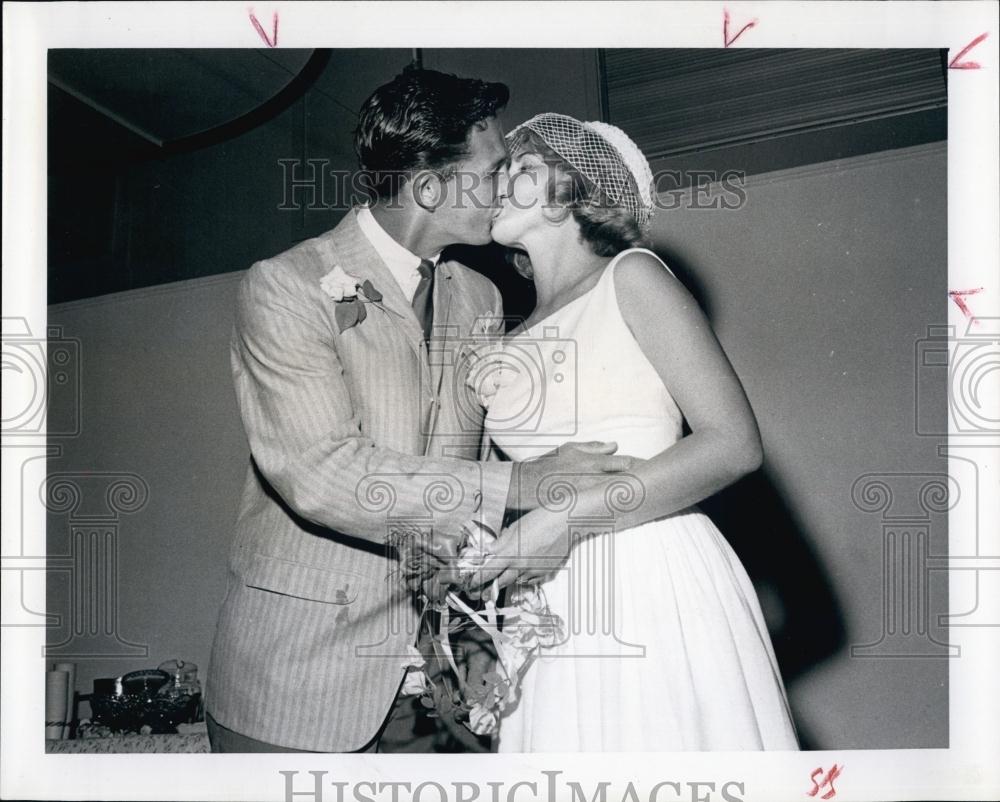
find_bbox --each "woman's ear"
[412,169,445,213]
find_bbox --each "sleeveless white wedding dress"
[484,248,800,752]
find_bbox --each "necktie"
[411,259,436,341]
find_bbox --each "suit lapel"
[321,210,472,453]
[322,209,426,357]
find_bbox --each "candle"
[45,670,69,740]
[53,662,76,738]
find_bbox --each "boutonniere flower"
[472,316,498,337]
[460,317,517,409]
[319,265,391,333]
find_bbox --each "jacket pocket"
[244,553,363,604]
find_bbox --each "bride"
[465,113,800,752]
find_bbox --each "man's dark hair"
[354,67,510,201]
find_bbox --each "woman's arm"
[587,249,763,525]
[476,250,763,588]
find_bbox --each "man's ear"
[412,169,446,213]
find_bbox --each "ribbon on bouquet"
[444,587,518,693]
[444,579,566,703]
[401,521,568,734]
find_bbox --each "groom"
[206,67,630,753]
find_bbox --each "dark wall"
[48,50,412,303]
[47,48,602,306]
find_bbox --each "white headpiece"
[506,113,656,229]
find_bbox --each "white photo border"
[2,2,998,801]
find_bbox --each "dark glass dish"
[88,670,200,734]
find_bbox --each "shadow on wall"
[652,243,847,752]
[451,239,847,752]
[444,242,536,328]
[699,473,846,751]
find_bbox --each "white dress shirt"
[356,205,441,304]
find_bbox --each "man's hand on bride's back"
[506,441,637,513]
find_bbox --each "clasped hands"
[400,441,637,603]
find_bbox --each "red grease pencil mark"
[249,9,278,47]
[948,32,988,69]
[806,764,843,800]
[723,8,758,48]
[949,287,984,324]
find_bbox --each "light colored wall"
[47,273,245,712]
[648,141,948,749]
[45,49,947,748]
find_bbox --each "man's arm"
[233,259,513,547]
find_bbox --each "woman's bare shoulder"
[611,249,690,318]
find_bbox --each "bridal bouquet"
[395,521,566,736]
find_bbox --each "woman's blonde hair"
[505,127,650,280]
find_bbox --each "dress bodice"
[485,250,799,753]
[485,248,684,461]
